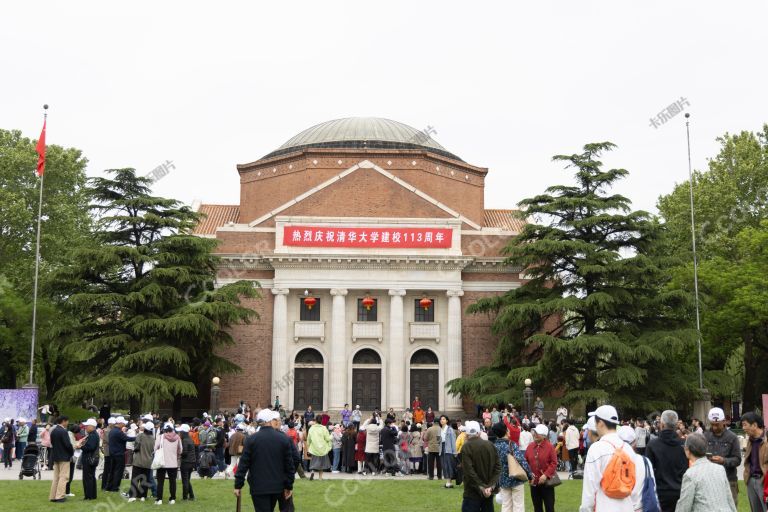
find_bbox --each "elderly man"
[460,421,501,512]
[703,407,741,506]
[49,415,73,503]
[645,410,687,512]
[579,405,635,512]
[107,416,135,492]
[741,412,768,512]
[676,432,736,512]
[78,418,100,500]
[234,409,295,512]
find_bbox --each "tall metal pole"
[28,106,47,386]
[685,112,704,390]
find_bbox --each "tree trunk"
[742,330,757,412]
[129,397,140,417]
[172,393,182,419]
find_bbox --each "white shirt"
[519,430,534,451]
[579,432,636,512]
[565,425,580,450]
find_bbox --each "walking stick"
[236,492,241,512]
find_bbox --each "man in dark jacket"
[646,409,688,512]
[107,417,135,492]
[79,418,101,500]
[704,407,741,506]
[178,424,196,501]
[234,409,295,512]
[49,416,74,502]
[380,420,399,475]
[461,421,501,512]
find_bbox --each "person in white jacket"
[579,405,636,512]
[617,425,658,512]
[361,415,383,475]
[563,420,581,475]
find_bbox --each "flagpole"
[685,112,704,391]
[28,104,48,386]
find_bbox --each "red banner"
[283,226,452,248]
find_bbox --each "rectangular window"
[299,298,321,321]
[357,298,378,322]
[414,298,435,322]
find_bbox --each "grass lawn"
[0,479,752,511]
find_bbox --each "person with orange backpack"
[579,405,637,512]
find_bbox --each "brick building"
[193,117,526,415]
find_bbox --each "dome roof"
[262,117,461,161]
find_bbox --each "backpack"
[199,450,215,469]
[641,457,660,512]
[205,428,217,446]
[600,441,636,499]
[190,430,200,446]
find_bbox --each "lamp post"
[210,376,221,415]
[523,378,534,417]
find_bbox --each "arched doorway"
[352,348,381,411]
[410,349,439,411]
[294,348,324,411]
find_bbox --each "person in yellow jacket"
[306,421,332,481]
[456,426,468,454]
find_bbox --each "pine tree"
[54,169,259,413]
[448,143,696,414]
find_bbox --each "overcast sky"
[3,2,766,216]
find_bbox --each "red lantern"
[419,297,432,311]
[303,296,317,310]
[362,295,375,311]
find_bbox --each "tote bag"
[151,438,166,470]
[507,452,528,481]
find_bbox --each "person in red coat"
[354,429,367,474]
[525,424,558,512]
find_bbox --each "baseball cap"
[114,416,127,424]
[617,425,636,444]
[534,424,549,436]
[465,421,482,435]
[177,424,190,433]
[84,418,98,427]
[142,414,153,421]
[18,417,27,423]
[256,408,274,423]
[143,422,154,431]
[588,405,619,425]
[107,417,116,425]
[708,407,725,422]
[585,416,597,433]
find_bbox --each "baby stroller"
[19,443,42,480]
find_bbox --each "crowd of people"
[2,397,767,512]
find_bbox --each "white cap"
[585,416,598,432]
[618,425,636,444]
[142,414,153,421]
[708,407,726,422]
[588,405,619,425]
[17,417,27,423]
[236,423,245,431]
[107,417,116,425]
[143,422,154,431]
[84,419,98,427]
[114,416,127,424]
[177,424,190,433]
[256,409,273,423]
[163,422,174,430]
[458,425,466,432]
[534,424,549,436]
[465,421,482,435]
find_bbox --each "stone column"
[388,289,407,410]
[445,290,464,411]
[329,289,348,410]
[271,288,290,407]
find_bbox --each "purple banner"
[0,388,39,421]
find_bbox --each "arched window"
[295,348,323,365]
[410,349,438,365]
[353,348,381,365]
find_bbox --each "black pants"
[462,496,494,512]
[82,461,98,499]
[364,452,379,473]
[109,454,125,491]
[659,497,679,512]
[180,463,195,500]
[65,459,75,493]
[251,493,280,512]
[568,448,579,472]
[2,444,12,467]
[130,466,151,499]
[156,467,178,501]
[530,484,556,512]
[428,452,442,479]
[101,455,113,490]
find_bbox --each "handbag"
[534,445,562,487]
[151,437,166,470]
[507,453,528,481]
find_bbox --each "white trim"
[216,226,276,233]
[248,160,483,230]
[462,281,521,292]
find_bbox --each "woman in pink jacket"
[154,424,182,505]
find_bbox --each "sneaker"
[444,482,453,488]
[332,470,340,474]
[140,498,145,502]
[66,493,75,497]
[155,500,162,505]
[127,498,136,503]
[168,500,175,505]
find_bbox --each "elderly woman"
[306,420,332,480]
[676,433,736,512]
[493,422,532,512]
[127,422,155,502]
[524,424,558,512]
[78,419,100,500]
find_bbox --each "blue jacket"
[494,439,532,488]
[108,427,135,457]
[441,426,457,455]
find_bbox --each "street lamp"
[523,378,534,417]
[210,376,221,415]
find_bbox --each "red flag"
[35,119,46,177]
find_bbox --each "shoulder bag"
[535,445,561,487]
[151,437,166,469]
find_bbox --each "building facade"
[194,117,526,415]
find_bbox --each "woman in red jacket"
[354,428,367,475]
[524,424,558,512]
